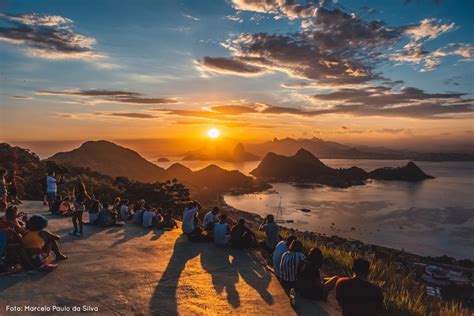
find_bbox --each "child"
[71,182,90,236]
[22,214,67,270]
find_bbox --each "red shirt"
[336,277,384,316]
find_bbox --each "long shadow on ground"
[149,237,277,315]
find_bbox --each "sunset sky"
[1,0,473,152]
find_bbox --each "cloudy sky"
[0,0,473,150]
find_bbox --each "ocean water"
[217,159,474,260]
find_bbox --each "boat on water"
[297,208,311,213]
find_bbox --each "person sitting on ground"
[335,257,384,316]
[22,214,67,270]
[182,200,203,241]
[280,240,306,290]
[203,207,219,236]
[88,199,100,224]
[161,209,178,230]
[132,199,146,225]
[96,202,119,227]
[119,199,131,221]
[230,219,257,249]
[273,235,297,280]
[259,214,280,252]
[0,206,32,270]
[213,214,231,246]
[153,208,165,229]
[142,207,156,229]
[50,195,62,215]
[297,247,338,301]
[59,196,73,216]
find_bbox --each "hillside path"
[0,201,338,316]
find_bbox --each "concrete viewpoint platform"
[0,201,338,315]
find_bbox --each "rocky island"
[251,149,434,188]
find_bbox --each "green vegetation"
[277,229,470,316]
[0,143,191,213]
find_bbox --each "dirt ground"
[0,201,338,315]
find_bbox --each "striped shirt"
[280,251,306,282]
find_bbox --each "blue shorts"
[47,192,56,202]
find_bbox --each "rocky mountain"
[49,140,166,183]
[251,149,433,188]
[370,161,434,181]
[231,143,259,162]
[48,140,265,193]
[244,137,474,161]
[183,143,259,162]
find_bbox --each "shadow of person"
[200,246,240,308]
[149,235,202,315]
[109,224,148,248]
[231,249,274,305]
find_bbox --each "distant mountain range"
[183,143,259,162]
[48,140,266,193]
[251,149,433,188]
[244,137,474,161]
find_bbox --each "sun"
[207,128,220,139]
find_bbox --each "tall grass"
[271,230,470,316]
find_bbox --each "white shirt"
[142,210,155,228]
[182,207,198,234]
[203,211,217,229]
[214,222,229,246]
[272,241,289,278]
[46,176,57,193]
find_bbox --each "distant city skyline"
[1,0,473,150]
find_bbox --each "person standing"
[9,172,21,205]
[71,182,90,236]
[336,258,384,316]
[46,171,61,211]
[0,170,8,211]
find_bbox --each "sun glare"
[207,128,220,139]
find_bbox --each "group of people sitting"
[46,181,179,237]
[259,215,384,315]
[0,206,67,273]
[0,169,21,212]
[1,175,384,315]
[182,201,257,248]
[181,206,384,315]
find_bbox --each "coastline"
[211,193,474,306]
